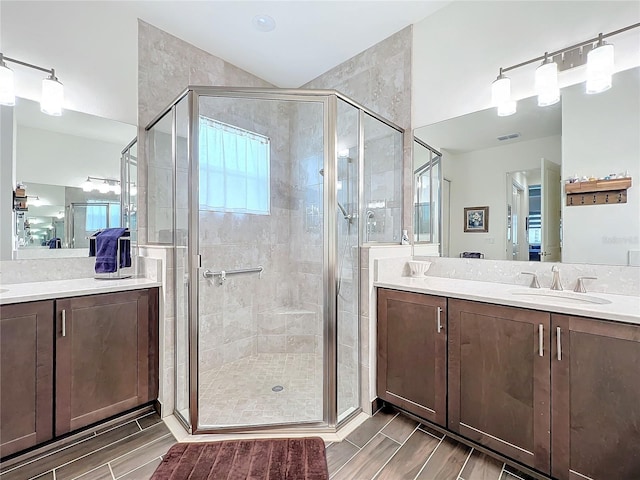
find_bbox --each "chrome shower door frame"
[187,88,337,433]
[143,85,405,435]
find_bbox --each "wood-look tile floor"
[326,407,542,480]
[1,406,542,480]
[0,410,176,480]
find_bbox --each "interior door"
[541,158,561,262]
[442,178,451,257]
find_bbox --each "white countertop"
[375,276,640,325]
[0,277,162,305]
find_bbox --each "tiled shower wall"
[138,20,273,416]
[139,21,413,419]
[303,26,413,413]
[196,97,324,372]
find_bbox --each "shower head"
[319,168,351,222]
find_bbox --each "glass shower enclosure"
[146,87,403,433]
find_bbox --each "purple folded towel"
[95,228,130,273]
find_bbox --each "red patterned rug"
[150,437,328,480]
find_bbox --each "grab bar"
[203,266,264,284]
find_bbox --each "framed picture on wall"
[464,206,489,233]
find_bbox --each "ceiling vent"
[497,132,521,141]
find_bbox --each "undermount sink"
[510,289,611,305]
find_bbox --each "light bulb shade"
[491,75,511,107]
[535,61,560,106]
[41,75,64,116]
[0,63,15,106]
[586,43,614,94]
[112,184,121,195]
[98,182,110,194]
[81,179,93,191]
[497,100,517,117]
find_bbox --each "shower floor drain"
[271,385,284,392]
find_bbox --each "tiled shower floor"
[197,353,324,427]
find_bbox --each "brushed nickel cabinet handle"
[61,309,66,337]
[539,324,543,357]
[557,326,562,361]
[436,307,443,333]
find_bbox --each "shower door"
[191,92,331,431]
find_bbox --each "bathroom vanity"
[376,277,640,480]
[0,279,160,459]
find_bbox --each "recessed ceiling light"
[252,14,276,32]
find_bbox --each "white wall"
[444,135,561,259]
[0,106,17,260]
[16,126,122,188]
[562,67,640,265]
[412,1,640,127]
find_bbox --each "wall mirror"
[6,97,136,259]
[414,66,639,266]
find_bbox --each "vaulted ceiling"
[1,1,450,124]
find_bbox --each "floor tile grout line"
[343,438,361,449]
[457,447,474,480]
[378,432,402,445]
[412,436,445,480]
[370,424,421,480]
[0,416,152,476]
[504,471,527,480]
[417,426,444,441]
[134,420,143,432]
[66,462,110,480]
[101,432,174,472]
[107,463,116,480]
[115,455,164,480]
[499,463,506,479]
[28,425,169,477]
[329,416,398,480]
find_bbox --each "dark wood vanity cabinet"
[0,301,54,458]
[377,288,447,426]
[447,299,551,474]
[0,287,158,459]
[55,289,159,436]
[551,314,640,480]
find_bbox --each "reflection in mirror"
[413,138,442,256]
[414,66,639,266]
[6,97,136,258]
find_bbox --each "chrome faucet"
[550,265,563,291]
[574,276,597,293]
[520,272,540,288]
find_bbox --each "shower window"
[199,116,270,215]
[85,202,120,230]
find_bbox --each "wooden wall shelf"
[565,178,632,206]
[565,177,631,194]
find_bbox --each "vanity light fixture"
[586,34,615,94]
[491,69,517,116]
[81,176,121,194]
[27,195,42,206]
[535,53,560,106]
[490,21,639,116]
[0,53,64,115]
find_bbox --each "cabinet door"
[377,288,447,426]
[552,314,640,480]
[448,299,550,474]
[55,290,153,436]
[0,301,54,458]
